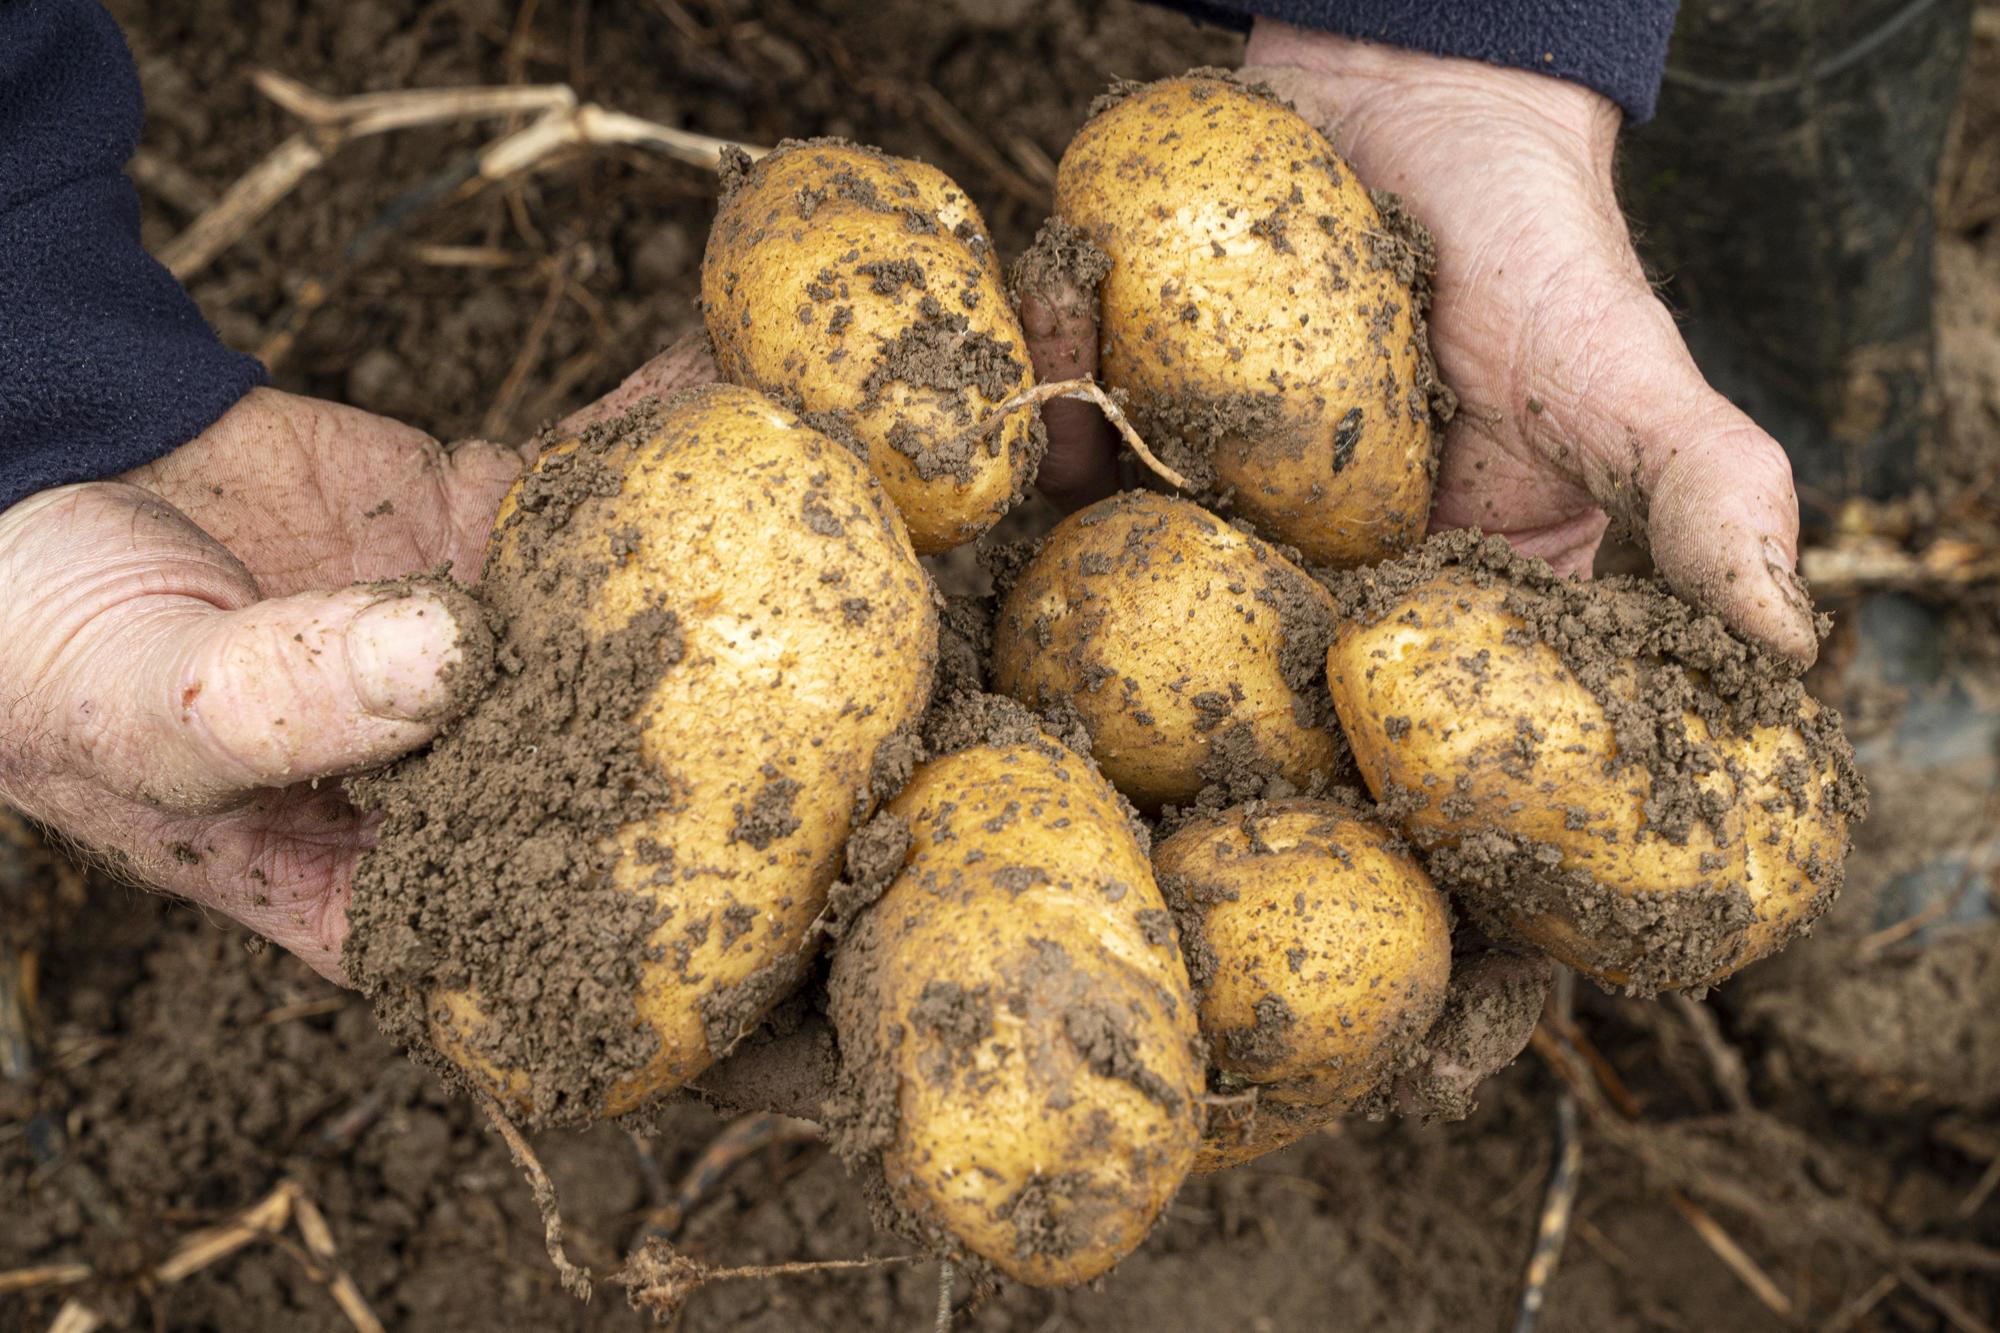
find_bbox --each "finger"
[115,581,492,810]
[1392,947,1552,1121]
[1013,225,1119,511]
[549,331,719,448]
[1553,300,1818,665]
[1639,398,1818,665]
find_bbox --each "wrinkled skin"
[1035,23,1817,666]
[0,341,714,983]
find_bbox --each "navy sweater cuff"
[1161,1,1681,122]
[0,0,266,513]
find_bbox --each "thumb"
[551,332,718,443]
[1640,394,1819,665]
[102,579,492,811]
[1520,265,1820,666]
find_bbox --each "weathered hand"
[0,340,713,983]
[1242,22,1816,663]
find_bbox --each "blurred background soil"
[6,1,2000,1329]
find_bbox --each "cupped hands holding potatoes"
[0,17,1852,1298]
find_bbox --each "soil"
[6,2,2000,1331]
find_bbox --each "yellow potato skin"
[435,384,937,1118]
[831,741,1204,1287]
[990,492,1342,810]
[1056,77,1434,568]
[1155,800,1452,1129]
[703,140,1036,554]
[1326,569,1851,991]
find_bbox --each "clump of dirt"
[344,403,694,1125]
[1327,530,1868,994]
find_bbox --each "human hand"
[1238,22,1817,664]
[1026,26,1817,663]
[0,339,714,984]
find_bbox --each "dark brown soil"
[5,2,2000,1331]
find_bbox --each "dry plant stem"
[0,1263,90,1295]
[1670,995,1755,1114]
[46,1302,99,1333]
[155,1181,297,1282]
[1823,1273,1901,1333]
[958,379,1189,491]
[1800,536,2000,591]
[479,1095,593,1301]
[162,71,765,282]
[1512,971,1581,1333]
[935,1258,956,1333]
[644,1114,820,1243]
[1527,1027,1795,1320]
[292,1193,388,1333]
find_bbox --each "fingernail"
[346,594,464,722]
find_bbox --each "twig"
[482,252,574,439]
[1529,1027,1795,1320]
[936,1258,957,1333]
[0,1263,91,1294]
[479,1094,592,1300]
[1854,840,1993,960]
[155,1182,297,1283]
[1668,1193,1793,1317]
[632,1114,821,1248]
[1895,1263,1995,1333]
[292,1193,387,1333]
[162,71,764,283]
[951,378,1189,491]
[1799,535,2000,592]
[46,1302,99,1333]
[1672,995,1755,1113]
[1822,1273,1900,1333]
[1510,1088,1581,1333]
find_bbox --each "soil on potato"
[6,1,2000,1331]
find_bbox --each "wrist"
[1244,19,1621,173]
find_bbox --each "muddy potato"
[703,140,1037,555]
[829,739,1204,1286]
[429,384,937,1119]
[1055,75,1436,568]
[1154,799,1453,1170]
[1326,549,1860,993]
[991,491,1344,810]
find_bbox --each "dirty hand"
[0,341,712,984]
[1241,22,1817,664]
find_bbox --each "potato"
[990,491,1344,810]
[1325,538,1862,993]
[703,140,1037,554]
[828,737,1204,1286]
[1153,798,1453,1169]
[363,384,936,1122]
[1055,75,1437,568]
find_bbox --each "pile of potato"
[359,74,1862,1290]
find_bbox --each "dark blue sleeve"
[1162,1,1681,122]
[0,0,266,511]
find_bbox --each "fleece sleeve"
[1160,0,1681,121]
[0,0,266,510]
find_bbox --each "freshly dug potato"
[1055,74,1438,568]
[1154,798,1453,1169]
[829,737,1204,1286]
[991,491,1345,810]
[1325,534,1863,993]
[350,384,937,1123]
[703,140,1037,554]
